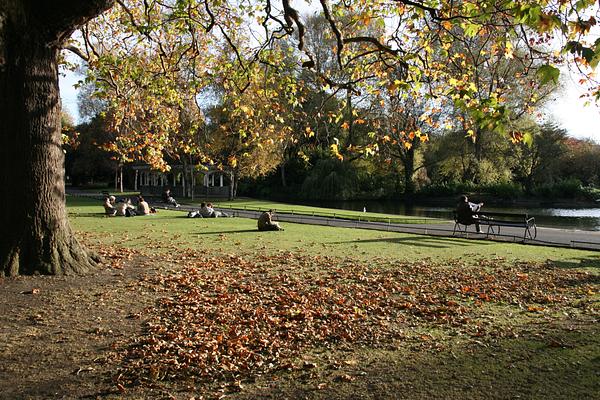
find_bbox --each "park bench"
[453,211,537,240]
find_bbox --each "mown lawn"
[11,195,594,399]
[69,196,599,266]
[194,196,443,224]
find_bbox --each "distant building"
[131,164,231,198]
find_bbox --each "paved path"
[219,208,600,251]
[70,190,600,251]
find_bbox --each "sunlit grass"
[68,196,600,268]
[188,197,445,224]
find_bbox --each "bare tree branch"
[318,0,344,68]
[63,44,89,61]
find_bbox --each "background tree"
[203,57,299,199]
[512,122,567,193]
[371,93,437,196]
[561,138,600,186]
[64,115,119,187]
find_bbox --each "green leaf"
[582,47,595,64]
[463,23,480,37]
[523,131,534,147]
[537,65,560,85]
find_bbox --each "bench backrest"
[454,210,534,224]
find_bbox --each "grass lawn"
[0,196,597,399]
[191,197,444,224]
[69,197,599,265]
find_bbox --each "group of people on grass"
[103,195,155,217]
[103,191,284,231]
[104,189,179,217]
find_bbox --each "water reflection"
[302,200,600,231]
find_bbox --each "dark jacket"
[456,201,475,224]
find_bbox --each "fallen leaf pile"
[112,252,598,387]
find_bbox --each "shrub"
[300,159,359,200]
[481,182,523,199]
[417,181,476,197]
[533,179,583,198]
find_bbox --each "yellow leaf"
[330,143,343,160]
[228,156,237,167]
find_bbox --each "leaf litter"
[107,249,598,392]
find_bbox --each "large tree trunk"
[0,0,114,276]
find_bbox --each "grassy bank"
[3,196,595,399]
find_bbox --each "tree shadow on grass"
[548,255,600,270]
[333,236,491,249]
[193,229,259,235]
[69,212,110,218]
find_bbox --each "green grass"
[68,196,600,267]
[66,195,600,399]
[187,197,444,224]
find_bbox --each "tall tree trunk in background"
[345,88,354,147]
[474,128,483,162]
[228,170,238,200]
[188,157,195,201]
[403,151,416,196]
[0,0,114,276]
[280,162,287,188]
[119,165,123,193]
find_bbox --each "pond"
[302,200,600,231]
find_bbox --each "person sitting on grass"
[257,209,284,231]
[456,195,484,233]
[103,195,116,216]
[162,188,179,207]
[115,198,136,217]
[137,195,151,215]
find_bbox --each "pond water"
[302,200,600,231]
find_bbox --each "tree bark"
[403,150,416,196]
[280,162,287,187]
[229,171,238,200]
[0,0,114,276]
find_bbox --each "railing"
[216,204,443,226]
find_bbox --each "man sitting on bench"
[456,195,484,233]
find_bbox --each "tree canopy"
[68,0,600,173]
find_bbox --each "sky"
[545,74,600,142]
[59,69,600,143]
